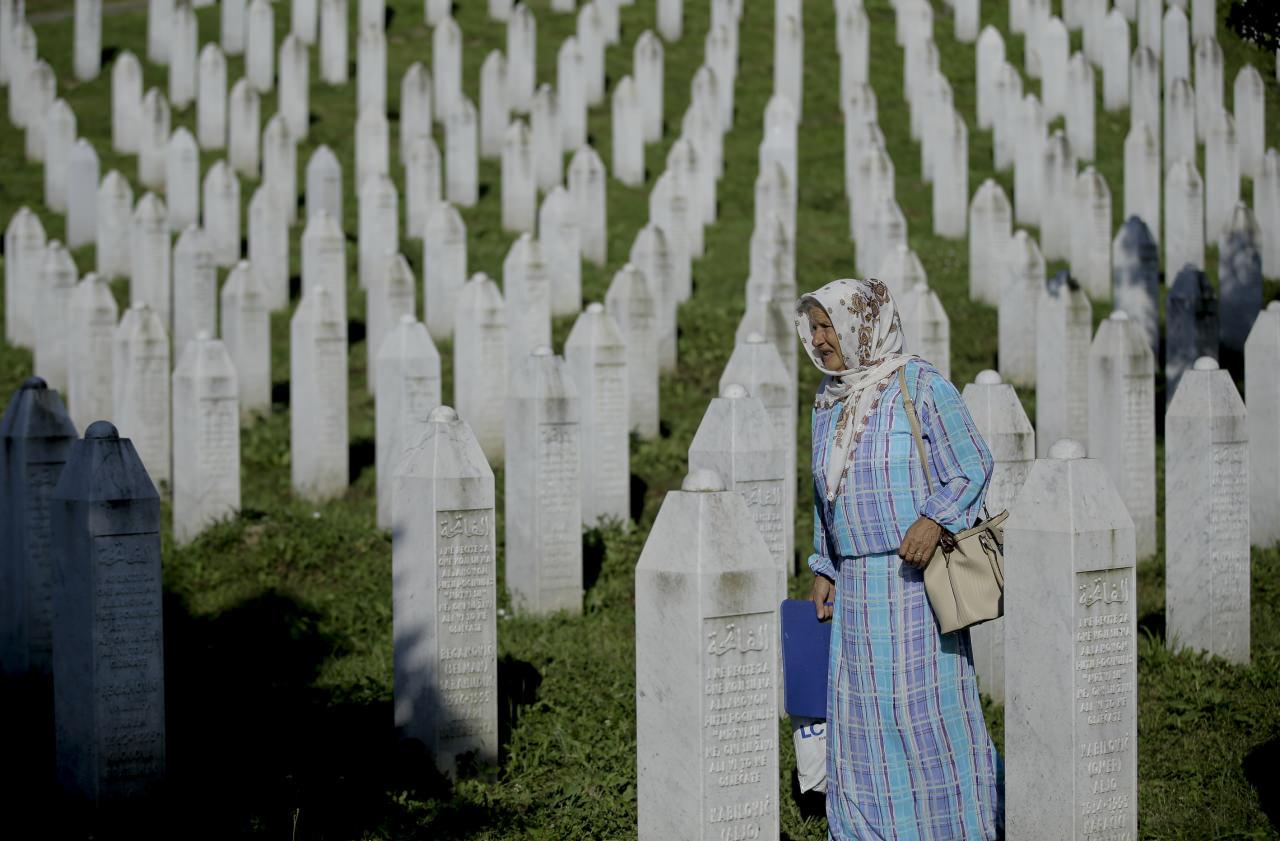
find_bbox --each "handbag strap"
[897,367,934,495]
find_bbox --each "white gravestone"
[172,226,217,357]
[294,0,317,41]
[532,87,563,191]
[130,194,172,333]
[502,120,536,233]
[1166,357,1250,663]
[424,202,468,341]
[876,245,926,314]
[202,160,241,268]
[507,4,537,114]
[221,0,244,55]
[1138,0,1161,57]
[357,24,385,117]
[976,27,1006,130]
[401,62,432,163]
[1192,0,1215,41]
[67,275,117,437]
[992,63,1024,172]
[165,128,200,232]
[74,0,102,81]
[262,114,298,227]
[969,179,1013,306]
[1123,121,1160,244]
[774,12,803,121]
[111,52,143,154]
[228,79,260,179]
[479,51,506,160]
[23,63,57,163]
[1066,53,1095,161]
[932,110,968,238]
[569,145,608,266]
[358,173,398,290]
[635,31,664,143]
[1129,47,1159,133]
[1204,110,1240,242]
[1219,203,1263,352]
[366,254,417,398]
[169,1,197,109]
[66,140,99,250]
[35,244,77,394]
[376,316,441,530]
[306,145,343,224]
[1005,439,1137,841]
[42,100,76,213]
[1258,150,1280,280]
[540,186,583,318]
[657,0,682,41]
[302,210,347,320]
[505,347,584,615]
[605,265,659,439]
[1088,311,1156,560]
[566,304,629,527]
[735,296,797,404]
[171,333,240,545]
[219,261,271,418]
[961,370,1034,703]
[1103,10,1130,112]
[291,287,348,501]
[502,234,551,377]
[1112,217,1161,355]
[900,281,951,380]
[998,231,1046,388]
[636,468,780,841]
[392,406,498,779]
[1165,77,1196,170]
[320,0,348,85]
[433,16,462,120]
[446,97,478,207]
[1193,37,1223,142]
[405,136,441,240]
[138,89,170,191]
[689,384,790,585]
[1040,17,1069,118]
[1040,131,1076,261]
[280,35,309,142]
[52,421,165,802]
[96,172,132,281]
[356,106,389,192]
[1036,271,1093,457]
[197,44,227,149]
[612,77,645,187]
[0,377,77,678]
[453,273,507,464]
[578,5,606,107]
[113,303,171,486]
[1234,65,1265,179]
[248,187,288,312]
[630,224,677,370]
[1071,168,1112,300]
[1246,302,1280,546]
[558,37,587,150]
[1163,5,1190,92]
[1164,159,1205,280]
[4,208,44,350]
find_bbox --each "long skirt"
[825,551,1002,840]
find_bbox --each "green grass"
[1,0,1279,838]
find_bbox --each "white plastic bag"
[791,716,827,794]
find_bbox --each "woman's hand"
[898,517,943,568]
[811,575,835,622]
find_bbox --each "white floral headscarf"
[795,278,913,501]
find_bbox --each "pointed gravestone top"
[975,369,1002,385]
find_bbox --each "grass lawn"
[1,0,1278,838]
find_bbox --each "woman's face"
[808,306,844,370]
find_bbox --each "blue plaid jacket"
[808,359,993,577]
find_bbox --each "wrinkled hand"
[811,575,835,622]
[898,517,943,568]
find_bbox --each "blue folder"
[780,598,832,719]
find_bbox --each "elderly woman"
[796,279,1001,840]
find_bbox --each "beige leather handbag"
[897,368,1007,634]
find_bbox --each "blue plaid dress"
[809,360,1002,841]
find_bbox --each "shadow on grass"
[1,589,517,840]
[349,437,376,483]
[1243,736,1280,833]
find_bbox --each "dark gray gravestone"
[1218,208,1262,353]
[0,376,77,677]
[52,420,165,802]
[1111,215,1160,356]
[1166,265,1219,407]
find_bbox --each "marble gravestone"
[961,370,1034,703]
[319,0,348,85]
[502,120,536,234]
[203,161,241,268]
[612,77,645,187]
[502,234,551,379]
[111,52,143,154]
[366,255,417,398]
[168,1,196,109]
[1166,358,1250,664]
[219,261,271,418]
[629,224,676,370]
[1111,217,1160,356]
[1071,168,1111,301]
[899,281,951,381]
[568,145,607,266]
[306,145,343,223]
[558,37,587,151]
[1194,37,1223,143]
[405,137,442,242]
[67,141,100,250]
[358,174,399,292]
[4,207,46,350]
[138,89,170,190]
[453,273,507,465]
[1036,271,1093,456]
[97,173,133,282]
[1246,303,1280,546]
[375,316,441,530]
[165,128,200,232]
[172,227,217,360]
[51,421,165,803]
[1164,160,1204,284]
[635,30,664,143]
[1005,439,1136,841]
[35,242,77,395]
[171,334,240,545]
[262,115,297,227]
[1218,204,1262,353]
[392,406,498,779]
[113,303,172,487]
[566,304,629,527]
[604,265,659,440]
[290,288,349,502]
[1122,122,1159,246]
[228,80,260,179]
[248,187,289,312]
[636,468,779,841]
[434,17,462,120]
[1165,266,1218,407]
[479,51,507,160]
[197,44,227,150]
[1089,312,1157,560]
[356,107,389,193]
[357,24,386,117]
[505,347,584,616]
[66,275,117,441]
[1204,110,1240,244]
[424,202,468,341]
[43,100,76,214]
[968,179,1013,306]
[446,97,479,208]
[531,84,562,193]
[1,378,77,677]
[302,210,347,318]
[1234,65,1265,180]
[689,384,790,587]
[280,35,309,142]
[998,231,1046,388]
[74,0,102,81]
[540,186,583,318]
